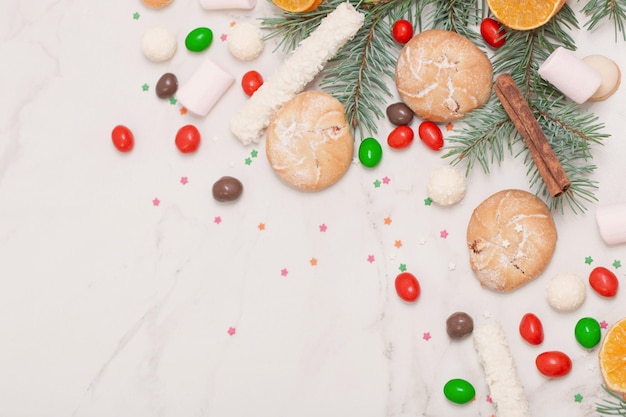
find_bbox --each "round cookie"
[142,0,172,8]
[266,91,353,191]
[426,165,467,206]
[546,272,586,311]
[395,29,493,123]
[467,189,557,292]
[227,22,265,61]
[583,55,621,101]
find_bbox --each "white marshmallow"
[596,203,626,245]
[176,58,234,117]
[199,0,256,10]
[538,47,602,104]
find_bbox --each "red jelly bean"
[395,272,420,302]
[111,125,134,152]
[418,121,444,151]
[519,313,544,345]
[241,70,263,97]
[589,266,619,297]
[480,17,506,48]
[175,125,201,153]
[535,351,572,378]
[387,125,414,149]
[392,19,413,44]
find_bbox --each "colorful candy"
[418,121,444,151]
[185,27,213,52]
[111,125,134,152]
[446,312,474,339]
[480,17,506,48]
[575,317,601,349]
[156,73,178,99]
[386,102,413,126]
[212,176,244,202]
[387,125,414,149]
[358,137,383,168]
[589,266,619,297]
[241,70,264,96]
[535,351,572,378]
[394,272,420,302]
[519,313,544,345]
[443,378,475,404]
[392,19,413,44]
[175,125,201,153]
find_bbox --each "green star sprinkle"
[169,96,177,105]
[142,83,149,92]
[250,149,258,158]
[613,260,622,269]
[585,256,594,265]
[424,197,433,206]
[245,157,252,166]
[399,264,407,272]
[574,393,583,403]
[133,12,140,20]
[373,179,381,188]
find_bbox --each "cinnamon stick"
[494,73,571,197]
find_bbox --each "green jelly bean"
[443,378,475,405]
[185,27,213,52]
[575,317,601,349]
[358,137,383,168]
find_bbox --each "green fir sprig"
[260,0,620,212]
[597,386,626,415]
[581,0,626,41]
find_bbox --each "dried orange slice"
[486,0,566,30]
[599,318,626,398]
[272,0,322,13]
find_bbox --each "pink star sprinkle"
[227,327,236,336]
[486,395,493,403]
[281,268,289,277]
[423,332,431,341]
[601,320,609,329]
[220,33,227,41]
[152,198,160,206]
[214,216,222,224]
[367,255,375,263]
[382,176,391,184]
[319,224,328,232]
[440,229,449,238]
[180,176,188,185]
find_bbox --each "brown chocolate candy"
[446,312,474,339]
[156,73,178,99]
[386,102,414,126]
[212,176,243,202]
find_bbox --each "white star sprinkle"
[515,224,523,232]
[502,239,510,248]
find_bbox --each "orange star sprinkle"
[384,217,392,225]
[394,240,403,248]
[310,258,317,266]
[230,21,236,27]
[179,107,188,115]
[445,122,454,131]
[258,223,265,231]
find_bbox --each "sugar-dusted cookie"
[467,189,557,292]
[142,0,173,8]
[395,29,493,123]
[266,91,353,191]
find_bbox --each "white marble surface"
[1,1,625,416]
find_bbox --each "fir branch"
[597,386,626,415]
[422,0,482,40]
[582,0,626,41]
[320,0,424,137]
